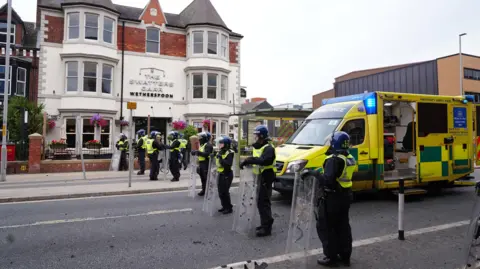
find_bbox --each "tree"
[181,125,198,141]
[0,96,45,141]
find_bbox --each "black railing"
[45,146,115,160]
[11,140,29,161]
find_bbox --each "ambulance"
[273,91,477,195]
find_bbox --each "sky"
[4,0,480,106]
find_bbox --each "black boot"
[317,257,339,267]
[137,171,144,175]
[339,256,350,267]
[198,190,205,196]
[222,208,233,215]
[256,227,271,237]
[218,208,225,213]
[171,178,179,182]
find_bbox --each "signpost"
[127,102,136,187]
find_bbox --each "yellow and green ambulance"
[273,91,476,195]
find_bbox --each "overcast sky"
[5,0,480,106]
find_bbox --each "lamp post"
[459,33,467,96]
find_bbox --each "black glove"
[239,160,247,170]
[191,150,198,156]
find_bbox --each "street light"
[459,33,467,96]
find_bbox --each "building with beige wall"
[312,53,480,109]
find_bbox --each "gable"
[139,0,166,25]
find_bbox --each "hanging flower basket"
[119,120,129,127]
[90,114,107,127]
[202,119,211,130]
[50,139,67,150]
[48,120,56,130]
[172,120,187,130]
[85,139,102,149]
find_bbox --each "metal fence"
[45,146,115,160]
[12,140,29,161]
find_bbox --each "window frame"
[65,61,79,92]
[207,31,218,55]
[103,16,115,44]
[16,67,27,97]
[101,64,113,94]
[146,27,160,54]
[83,61,98,93]
[84,13,99,41]
[207,73,218,99]
[340,118,366,146]
[67,12,80,40]
[464,68,480,81]
[274,120,281,127]
[65,118,77,148]
[100,119,111,148]
[0,65,12,95]
[0,22,15,44]
[221,75,228,101]
[221,34,228,57]
[192,73,203,99]
[193,31,204,54]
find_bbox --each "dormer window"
[146,28,160,53]
[0,22,15,44]
[85,13,99,40]
[67,13,79,39]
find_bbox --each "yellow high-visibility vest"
[323,154,356,189]
[252,142,276,174]
[216,149,234,173]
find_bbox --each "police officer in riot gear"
[167,131,182,182]
[314,131,355,267]
[146,131,163,181]
[179,133,189,170]
[216,136,235,214]
[191,132,213,196]
[136,129,147,175]
[116,134,129,171]
[240,125,276,237]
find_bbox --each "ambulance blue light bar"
[322,92,378,115]
[465,95,475,102]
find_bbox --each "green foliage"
[239,139,247,149]
[0,96,45,141]
[181,125,198,141]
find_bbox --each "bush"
[0,96,44,141]
[181,125,198,142]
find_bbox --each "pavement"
[0,179,479,269]
[0,168,240,203]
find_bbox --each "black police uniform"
[216,147,234,213]
[315,152,353,266]
[168,139,182,181]
[116,138,129,171]
[241,138,276,236]
[136,136,146,175]
[196,141,213,195]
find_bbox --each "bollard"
[398,179,405,240]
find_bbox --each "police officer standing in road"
[146,131,163,181]
[136,129,147,175]
[314,131,355,267]
[191,132,213,196]
[216,136,235,214]
[167,131,182,182]
[240,125,276,237]
[179,134,189,170]
[116,134,129,171]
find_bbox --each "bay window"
[207,73,217,99]
[16,67,26,96]
[146,28,160,53]
[0,22,15,44]
[0,65,12,94]
[208,32,218,55]
[65,60,115,94]
[193,74,203,99]
[100,120,111,147]
[221,75,228,101]
[103,17,114,44]
[67,12,79,39]
[83,62,97,92]
[101,64,113,94]
[64,118,112,148]
[82,119,95,143]
[85,13,99,40]
[193,31,203,54]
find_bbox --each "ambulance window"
[341,119,365,146]
[417,103,447,137]
[476,109,480,136]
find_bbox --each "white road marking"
[209,219,471,269]
[0,208,193,229]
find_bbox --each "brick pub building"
[37,0,244,151]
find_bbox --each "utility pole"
[1,0,13,182]
[459,33,467,96]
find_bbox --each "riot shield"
[202,157,219,216]
[232,166,260,237]
[188,154,198,198]
[463,182,480,268]
[285,170,317,267]
[110,149,121,171]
